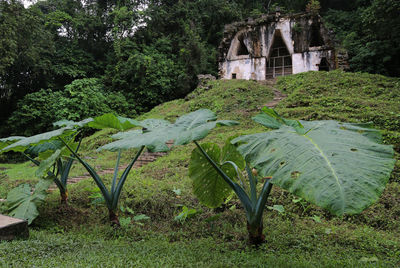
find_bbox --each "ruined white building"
[219,12,348,80]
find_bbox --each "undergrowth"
[1,74,399,267]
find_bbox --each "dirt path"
[262,79,287,108]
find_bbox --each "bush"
[107,41,188,113]
[6,78,133,136]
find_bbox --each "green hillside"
[1,71,399,267]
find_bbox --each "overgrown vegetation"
[1,0,399,136]
[276,70,400,149]
[324,0,400,76]
[0,73,399,266]
[6,78,131,136]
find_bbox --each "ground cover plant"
[0,75,399,266]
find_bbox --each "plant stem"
[60,190,68,205]
[193,140,253,213]
[247,220,265,246]
[108,209,120,227]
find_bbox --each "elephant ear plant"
[189,108,395,245]
[62,110,238,226]
[0,119,90,223]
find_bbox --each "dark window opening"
[232,73,237,79]
[310,23,324,47]
[266,30,292,79]
[319,57,329,71]
[237,35,249,55]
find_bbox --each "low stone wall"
[0,214,29,241]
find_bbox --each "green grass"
[0,220,397,267]
[275,70,400,148]
[1,74,400,267]
[0,162,37,198]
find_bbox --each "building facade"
[219,12,347,80]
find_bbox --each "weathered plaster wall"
[227,18,294,61]
[292,50,333,73]
[221,58,266,80]
[264,18,294,56]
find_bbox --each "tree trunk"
[247,221,265,246]
[108,209,120,227]
[60,190,68,206]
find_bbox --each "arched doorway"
[266,30,292,78]
[318,57,330,71]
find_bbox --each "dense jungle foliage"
[0,72,399,266]
[0,0,399,137]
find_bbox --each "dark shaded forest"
[0,0,399,136]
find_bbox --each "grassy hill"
[0,71,399,267]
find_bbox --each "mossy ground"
[1,72,399,267]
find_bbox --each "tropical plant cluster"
[1,0,399,137]
[0,107,395,245]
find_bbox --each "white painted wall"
[292,51,332,74]
[221,58,266,80]
[274,18,294,55]
[238,18,294,59]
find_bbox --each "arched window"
[236,34,249,56]
[266,30,292,78]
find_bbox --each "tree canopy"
[0,0,399,136]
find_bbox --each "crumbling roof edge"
[223,12,319,33]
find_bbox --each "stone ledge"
[0,214,29,241]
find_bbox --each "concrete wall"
[292,50,332,73]
[220,58,266,80]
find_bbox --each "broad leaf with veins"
[189,138,245,208]
[1,127,76,153]
[232,108,395,216]
[88,113,139,131]
[7,179,53,224]
[0,136,25,150]
[99,109,239,152]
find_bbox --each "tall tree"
[324,0,400,76]
[0,0,54,125]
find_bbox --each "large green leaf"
[1,117,90,154]
[88,113,141,131]
[53,118,93,128]
[24,140,64,158]
[99,109,238,152]
[139,118,172,130]
[102,130,172,152]
[1,127,76,153]
[7,179,52,224]
[253,107,303,130]
[233,119,395,216]
[0,118,93,153]
[0,136,26,150]
[189,143,242,208]
[35,149,61,178]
